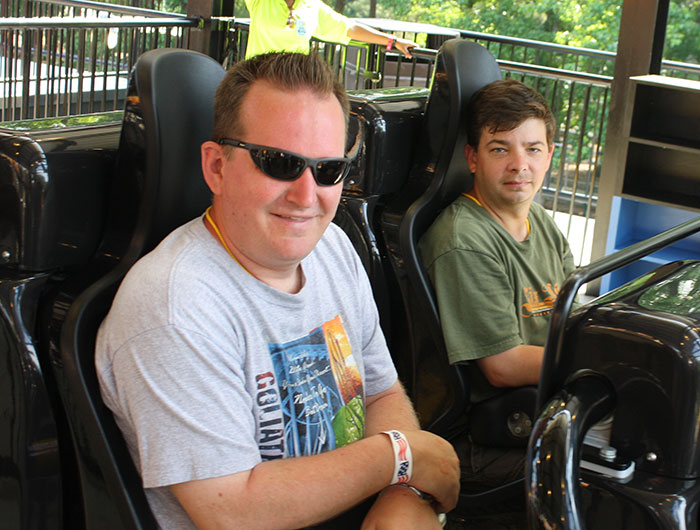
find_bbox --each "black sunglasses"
[217,138,354,186]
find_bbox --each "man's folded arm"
[171,381,460,529]
[476,344,544,388]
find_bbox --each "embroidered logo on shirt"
[521,283,561,317]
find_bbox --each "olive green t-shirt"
[419,195,575,402]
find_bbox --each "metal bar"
[57,27,66,117]
[461,29,616,60]
[575,90,607,264]
[0,17,198,29]
[100,28,109,112]
[662,59,700,75]
[32,0,187,18]
[43,28,52,118]
[48,28,58,117]
[557,84,577,217]
[88,26,98,113]
[113,25,124,111]
[552,80,569,215]
[77,27,85,114]
[539,214,700,408]
[65,26,74,116]
[566,84,592,238]
[21,29,31,119]
[33,28,42,118]
[498,59,612,87]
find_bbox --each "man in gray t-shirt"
[96,52,459,529]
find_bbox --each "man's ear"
[201,141,225,195]
[464,143,477,174]
[546,141,555,167]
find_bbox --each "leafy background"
[218,0,700,63]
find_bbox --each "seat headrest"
[404,39,501,244]
[394,40,502,433]
[120,48,226,259]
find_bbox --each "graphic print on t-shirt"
[267,315,365,457]
[521,282,561,317]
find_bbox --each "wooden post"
[187,0,234,60]
[588,0,669,292]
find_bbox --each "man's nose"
[285,167,317,207]
[508,149,528,173]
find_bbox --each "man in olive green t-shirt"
[419,79,575,489]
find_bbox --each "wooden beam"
[588,0,669,292]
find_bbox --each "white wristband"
[382,430,412,484]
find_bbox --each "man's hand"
[346,24,418,60]
[394,38,418,59]
[361,485,443,530]
[401,430,460,513]
[365,382,460,514]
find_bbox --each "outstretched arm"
[347,23,418,58]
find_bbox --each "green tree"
[364,0,622,52]
[342,0,700,64]
[665,0,700,63]
[230,0,698,64]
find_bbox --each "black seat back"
[55,48,225,529]
[381,39,501,437]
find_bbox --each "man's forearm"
[365,380,420,434]
[476,344,544,387]
[172,382,458,529]
[172,432,396,530]
[346,23,417,57]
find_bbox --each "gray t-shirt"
[96,217,397,529]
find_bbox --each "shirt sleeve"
[427,247,523,364]
[313,0,353,44]
[105,325,262,488]
[357,263,398,397]
[327,223,397,397]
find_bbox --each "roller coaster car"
[2,38,700,530]
[528,232,700,529]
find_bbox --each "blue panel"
[601,196,700,292]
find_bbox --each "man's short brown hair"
[466,79,555,149]
[212,52,350,142]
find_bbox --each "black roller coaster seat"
[380,39,539,514]
[382,38,502,437]
[56,49,225,529]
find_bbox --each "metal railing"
[1,0,196,120]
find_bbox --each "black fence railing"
[0,0,196,120]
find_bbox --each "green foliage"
[149,0,185,12]
[338,0,700,63]
[665,0,700,63]
[157,0,700,63]
[162,0,187,14]
[363,0,623,52]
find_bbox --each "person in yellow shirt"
[244,0,417,59]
